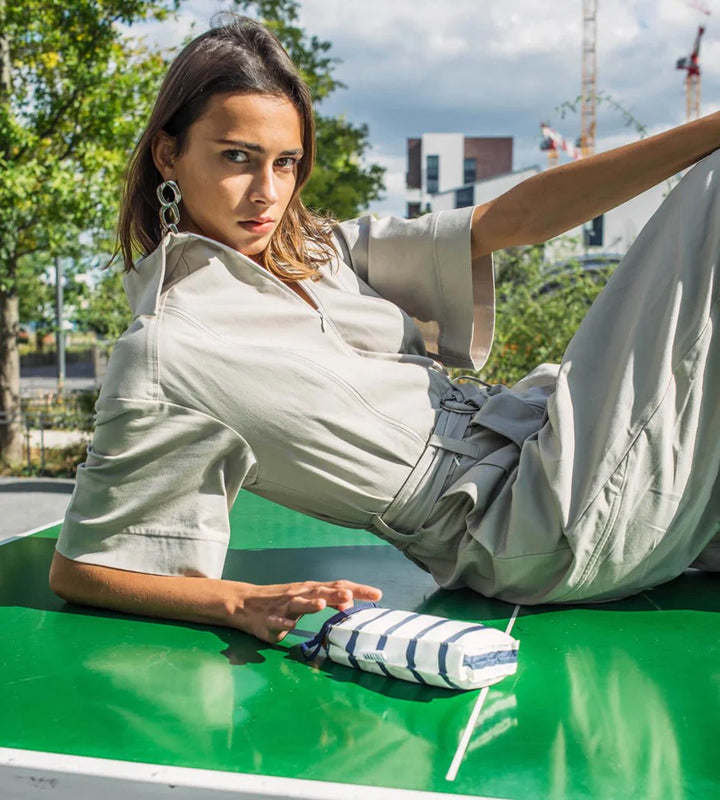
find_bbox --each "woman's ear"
[151,131,177,180]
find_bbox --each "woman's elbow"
[48,550,88,605]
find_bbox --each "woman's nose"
[249,164,279,205]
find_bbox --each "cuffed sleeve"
[334,207,495,369]
[56,398,257,578]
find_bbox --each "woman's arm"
[49,551,382,644]
[471,111,720,257]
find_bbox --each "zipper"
[302,281,359,355]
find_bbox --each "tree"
[304,115,385,220]
[17,255,87,352]
[0,0,177,463]
[74,268,131,344]
[458,245,611,387]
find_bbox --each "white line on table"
[641,591,663,611]
[0,519,64,547]
[445,604,522,782]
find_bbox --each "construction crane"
[579,0,598,157]
[682,0,711,15]
[540,1,597,167]
[540,123,580,167]
[676,25,705,121]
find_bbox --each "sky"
[137,0,720,217]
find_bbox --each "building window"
[455,186,474,208]
[407,202,421,219]
[584,214,604,247]
[464,157,477,185]
[406,138,422,189]
[426,154,439,194]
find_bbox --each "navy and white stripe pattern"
[302,607,519,691]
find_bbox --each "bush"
[2,439,89,478]
[21,390,98,432]
[455,245,612,387]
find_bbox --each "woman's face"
[153,92,304,259]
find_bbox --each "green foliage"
[22,390,97,432]
[304,116,385,219]
[1,0,179,284]
[465,245,611,387]
[17,254,88,337]
[4,438,90,478]
[556,89,649,139]
[0,0,177,459]
[73,268,132,341]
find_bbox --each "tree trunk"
[0,7,21,465]
[0,0,9,100]
[0,287,23,465]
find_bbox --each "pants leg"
[530,149,720,600]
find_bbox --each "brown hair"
[117,13,335,279]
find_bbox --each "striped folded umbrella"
[301,605,519,690]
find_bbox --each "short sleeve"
[56,397,257,579]
[333,207,495,369]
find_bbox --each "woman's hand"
[233,579,383,643]
[49,552,382,644]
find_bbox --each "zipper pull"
[317,307,326,332]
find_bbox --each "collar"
[123,232,265,317]
[122,234,171,317]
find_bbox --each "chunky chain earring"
[156,180,182,234]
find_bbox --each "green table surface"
[1,491,719,798]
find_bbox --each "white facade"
[406,132,514,217]
[429,167,541,213]
[421,133,465,194]
[407,133,473,212]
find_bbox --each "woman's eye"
[276,156,298,170]
[223,150,248,164]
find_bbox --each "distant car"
[538,252,623,295]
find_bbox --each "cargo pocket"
[416,443,520,559]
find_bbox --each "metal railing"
[0,408,94,473]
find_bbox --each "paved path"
[0,478,74,542]
[26,429,90,449]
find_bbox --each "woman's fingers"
[310,581,382,610]
[286,595,327,616]
[267,614,297,631]
[351,583,383,601]
[266,596,330,640]
[263,580,384,643]
[325,581,383,607]
[294,580,383,604]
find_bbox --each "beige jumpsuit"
[57,152,720,602]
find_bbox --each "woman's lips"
[238,219,275,234]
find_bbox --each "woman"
[50,15,720,643]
